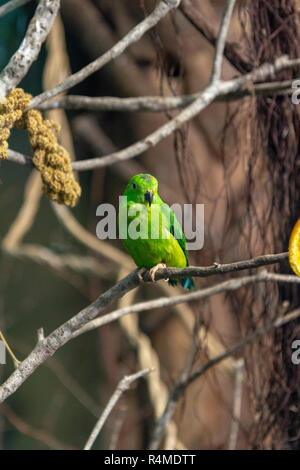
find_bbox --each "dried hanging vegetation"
[222,0,300,449]
[142,0,300,448]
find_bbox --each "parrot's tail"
[168,277,194,290]
[181,277,194,290]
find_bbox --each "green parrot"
[118,174,194,290]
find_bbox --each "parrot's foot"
[149,263,167,282]
[137,267,148,283]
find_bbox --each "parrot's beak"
[144,189,153,206]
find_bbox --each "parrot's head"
[124,174,158,207]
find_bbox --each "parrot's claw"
[137,267,148,283]
[149,263,167,282]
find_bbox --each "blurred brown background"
[1,0,300,450]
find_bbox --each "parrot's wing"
[160,202,189,264]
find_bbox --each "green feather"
[118,174,194,290]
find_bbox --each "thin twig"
[210,0,236,83]
[4,243,115,280]
[0,257,294,403]
[0,0,60,97]
[0,403,75,450]
[28,0,181,109]
[83,368,152,450]
[179,0,251,73]
[35,78,297,112]
[143,252,289,281]
[228,358,244,450]
[72,270,298,340]
[7,150,33,167]
[6,58,300,172]
[0,0,32,18]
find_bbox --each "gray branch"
[227,358,244,450]
[72,270,298,340]
[0,0,60,98]
[0,251,291,403]
[0,0,32,18]
[28,0,181,109]
[6,58,300,171]
[83,368,152,450]
[148,307,300,449]
[35,78,297,112]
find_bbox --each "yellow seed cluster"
[0,88,31,160]
[0,88,81,207]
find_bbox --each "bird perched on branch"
[118,174,194,290]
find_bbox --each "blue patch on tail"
[168,277,194,290]
[181,277,194,290]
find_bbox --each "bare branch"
[144,252,289,281]
[228,359,244,450]
[51,203,131,267]
[0,269,140,403]
[37,94,197,112]
[83,368,152,450]
[0,403,75,450]
[68,57,300,172]
[4,243,113,280]
[148,307,300,449]
[28,0,181,109]
[0,251,292,403]
[7,149,33,167]
[6,57,300,172]
[0,0,32,18]
[210,0,236,83]
[0,0,60,98]
[117,268,182,449]
[35,78,297,112]
[72,270,297,340]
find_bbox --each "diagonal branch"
[71,270,297,340]
[28,0,181,109]
[0,403,75,450]
[83,368,152,450]
[210,0,236,83]
[179,0,251,73]
[34,78,297,112]
[144,252,289,281]
[0,269,140,403]
[0,0,32,18]
[0,0,60,97]
[148,307,300,449]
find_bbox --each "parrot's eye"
[132,182,137,190]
